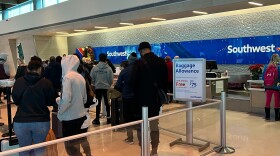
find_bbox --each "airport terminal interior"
[1,0,280,156]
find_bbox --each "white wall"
[34,36,68,60]
[0,0,167,35]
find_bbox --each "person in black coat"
[43,56,62,112]
[130,42,168,155]
[12,60,55,156]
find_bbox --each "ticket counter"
[206,77,230,98]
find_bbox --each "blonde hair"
[270,54,280,65]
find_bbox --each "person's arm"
[82,79,87,104]
[115,70,124,92]
[90,67,95,85]
[130,61,140,93]
[161,59,168,93]
[58,77,72,114]
[11,80,21,106]
[45,80,55,106]
[108,68,114,86]
[4,63,10,78]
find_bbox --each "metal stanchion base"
[170,138,210,152]
[213,146,235,154]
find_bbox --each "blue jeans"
[14,122,50,156]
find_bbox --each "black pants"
[168,82,173,102]
[95,89,110,119]
[123,98,137,140]
[62,116,91,156]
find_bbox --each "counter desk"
[247,80,274,114]
[206,77,230,98]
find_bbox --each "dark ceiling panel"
[0,0,29,11]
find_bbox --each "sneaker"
[124,138,134,145]
[92,119,100,125]
[151,149,158,156]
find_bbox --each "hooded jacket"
[57,55,87,121]
[12,72,55,122]
[90,61,113,89]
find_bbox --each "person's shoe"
[151,148,158,156]
[92,119,100,125]
[107,117,111,124]
[124,138,134,145]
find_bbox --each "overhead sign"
[92,35,280,64]
[173,58,206,102]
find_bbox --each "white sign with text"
[173,58,206,102]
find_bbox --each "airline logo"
[227,44,280,53]
[107,51,128,57]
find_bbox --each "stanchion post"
[141,107,149,156]
[186,101,193,144]
[214,91,235,154]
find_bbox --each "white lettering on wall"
[227,44,276,53]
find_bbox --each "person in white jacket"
[57,55,91,156]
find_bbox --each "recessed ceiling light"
[120,23,134,26]
[74,29,87,32]
[56,32,69,34]
[151,17,166,21]
[94,26,108,29]
[248,2,263,6]
[192,11,208,15]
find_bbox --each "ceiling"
[45,0,280,36]
[0,0,29,11]
[2,0,280,37]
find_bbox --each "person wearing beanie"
[131,42,168,155]
[115,52,138,144]
[90,53,113,125]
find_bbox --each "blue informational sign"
[93,35,280,64]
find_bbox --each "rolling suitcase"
[0,87,19,156]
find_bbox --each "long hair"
[269,54,280,65]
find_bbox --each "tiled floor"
[0,96,279,156]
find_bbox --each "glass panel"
[8,8,20,18]
[20,3,32,14]
[151,101,220,155]
[58,0,68,3]
[43,0,58,7]
[0,11,2,21]
[0,122,142,156]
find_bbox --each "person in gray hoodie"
[90,53,113,125]
[56,55,91,156]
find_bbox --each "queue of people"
[9,41,171,156]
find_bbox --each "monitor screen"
[206,60,218,72]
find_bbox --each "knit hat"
[128,52,137,64]
[138,42,151,52]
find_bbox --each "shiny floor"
[0,97,279,156]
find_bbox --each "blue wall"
[93,35,280,64]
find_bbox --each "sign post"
[170,58,209,151]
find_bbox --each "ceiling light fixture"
[56,32,69,34]
[94,26,108,29]
[151,17,166,21]
[74,29,87,32]
[192,11,208,15]
[120,23,134,26]
[248,2,263,6]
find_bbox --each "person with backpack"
[262,54,280,121]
